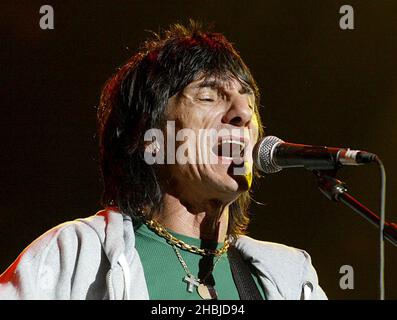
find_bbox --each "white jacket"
[0,208,327,300]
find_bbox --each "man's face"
[161,75,259,204]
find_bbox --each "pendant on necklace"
[197,283,218,300]
[183,275,200,293]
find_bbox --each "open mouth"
[212,138,246,160]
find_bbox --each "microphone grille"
[254,135,284,174]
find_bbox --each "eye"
[196,87,218,102]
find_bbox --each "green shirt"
[134,222,265,300]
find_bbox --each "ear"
[144,139,164,165]
[144,139,161,156]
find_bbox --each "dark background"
[1,0,396,299]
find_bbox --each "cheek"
[172,101,205,129]
[176,112,223,137]
[177,112,201,130]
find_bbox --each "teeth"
[218,140,245,148]
[217,139,245,158]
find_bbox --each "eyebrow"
[195,78,254,95]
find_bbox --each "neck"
[152,193,229,243]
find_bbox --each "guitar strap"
[227,245,264,300]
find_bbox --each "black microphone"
[253,136,377,174]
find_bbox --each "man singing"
[0,21,327,300]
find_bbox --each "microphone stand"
[314,170,397,246]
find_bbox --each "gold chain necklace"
[144,219,230,256]
[143,218,229,299]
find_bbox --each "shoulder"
[20,208,130,263]
[0,211,108,278]
[235,235,310,266]
[234,235,327,300]
[18,214,105,262]
[0,208,130,299]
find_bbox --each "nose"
[221,95,253,127]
